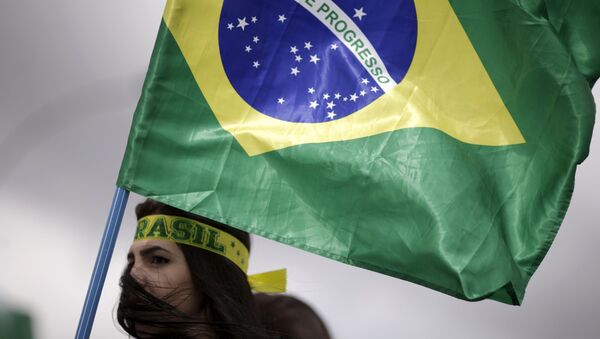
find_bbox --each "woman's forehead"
[129,239,181,255]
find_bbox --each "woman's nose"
[130,263,148,286]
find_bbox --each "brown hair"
[255,294,331,339]
[117,199,267,338]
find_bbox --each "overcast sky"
[0,1,598,338]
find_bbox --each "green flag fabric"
[118,0,599,305]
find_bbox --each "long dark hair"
[117,199,269,339]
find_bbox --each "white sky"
[0,1,599,338]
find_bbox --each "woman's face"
[127,239,201,314]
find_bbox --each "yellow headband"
[136,214,249,272]
[135,215,286,293]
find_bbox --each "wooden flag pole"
[75,187,129,339]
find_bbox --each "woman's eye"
[151,256,169,265]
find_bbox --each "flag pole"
[75,187,129,339]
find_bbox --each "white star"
[278,14,287,23]
[350,93,358,102]
[371,86,380,93]
[227,23,234,30]
[326,101,336,109]
[353,7,367,21]
[331,43,339,50]
[361,78,370,85]
[290,46,298,54]
[237,17,249,30]
[253,36,260,43]
[295,55,303,62]
[252,61,260,68]
[327,111,337,119]
[245,45,252,53]
[309,100,319,109]
[251,16,258,23]
[334,93,341,99]
[308,87,316,94]
[360,90,367,96]
[290,67,300,76]
[309,54,320,64]
[323,93,330,100]
[304,41,313,50]
[343,97,348,101]
[277,98,285,104]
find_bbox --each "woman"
[117,199,330,339]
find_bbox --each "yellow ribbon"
[248,269,287,293]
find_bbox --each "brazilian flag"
[118,0,600,304]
